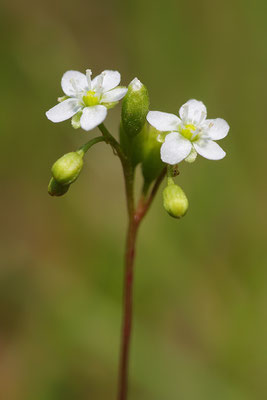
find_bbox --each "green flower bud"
[51,152,83,185]
[163,184,189,218]
[48,177,69,197]
[131,123,164,183]
[121,78,149,138]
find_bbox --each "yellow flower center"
[83,90,99,107]
[180,123,200,141]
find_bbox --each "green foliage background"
[0,0,266,399]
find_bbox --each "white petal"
[129,77,142,91]
[80,105,107,131]
[91,74,104,95]
[202,118,229,140]
[147,111,181,132]
[61,70,88,96]
[160,132,192,165]
[92,70,121,93]
[101,87,128,103]
[193,139,226,160]
[179,99,207,125]
[46,99,82,123]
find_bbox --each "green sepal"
[48,177,69,197]
[57,95,69,103]
[104,101,119,110]
[185,147,197,163]
[157,131,169,143]
[71,111,83,129]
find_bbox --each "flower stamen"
[180,124,200,141]
[83,90,99,107]
[86,69,92,90]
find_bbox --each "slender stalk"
[118,168,166,400]
[118,213,138,400]
[96,123,166,400]
[77,136,105,155]
[135,168,167,223]
[98,123,126,163]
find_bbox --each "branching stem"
[118,168,166,400]
[97,123,166,400]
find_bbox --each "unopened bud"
[163,184,188,218]
[133,124,164,183]
[121,78,149,138]
[51,152,83,185]
[48,177,69,197]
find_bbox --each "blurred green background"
[1,0,267,399]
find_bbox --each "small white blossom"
[147,99,229,164]
[46,69,128,131]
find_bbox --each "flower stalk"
[118,166,166,400]
[78,136,105,155]
[95,123,166,400]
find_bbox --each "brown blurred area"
[0,0,267,399]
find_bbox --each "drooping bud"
[48,177,69,197]
[51,152,83,185]
[121,78,149,138]
[163,184,188,218]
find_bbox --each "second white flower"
[147,99,229,164]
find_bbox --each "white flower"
[46,69,128,131]
[147,99,229,164]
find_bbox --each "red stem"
[117,168,166,400]
[118,216,139,400]
[98,123,166,400]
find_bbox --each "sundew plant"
[46,68,229,400]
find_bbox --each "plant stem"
[77,136,105,155]
[118,168,166,400]
[118,212,138,400]
[135,168,167,223]
[98,123,126,163]
[96,123,166,400]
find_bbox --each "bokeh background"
[1,0,267,399]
